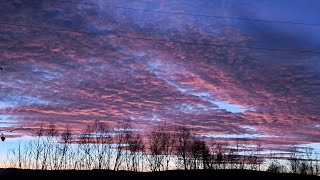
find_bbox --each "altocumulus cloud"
[0,0,319,151]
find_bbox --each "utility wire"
[56,0,320,27]
[1,22,320,54]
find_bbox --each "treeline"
[6,121,320,175]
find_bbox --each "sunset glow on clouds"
[0,0,320,153]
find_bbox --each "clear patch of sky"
[146,60,250,114]
[194,93,249,113]
[0,102,16,109]
[214,101,247,114]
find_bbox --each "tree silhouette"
[175,127,193,170]
[4,122,320,177]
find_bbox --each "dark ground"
[0,169,318,179]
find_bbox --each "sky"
[0,0,320,162]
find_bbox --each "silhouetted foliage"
[5,122,320,177]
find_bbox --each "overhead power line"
[56,0,320,27]
[1,22,320,54]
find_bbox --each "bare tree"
[10,121,320,174]
[267,154,286,173]
[189,139,210,170]
[155,124,176,171]
[298,147,315,175]
[90,121,113,170]
[247,142,260,170]
[227,145,237,170]
[114,122,131,171]
[175,127,193,170]
[147,127,166,171]
[314,152,320,176]
[78,125,94,170]
[127,132,145,171]
[59,126,72,170]
[238,139,247,170]
[41,123,58,170]
[33,125,44,169]
[256,142,262,171]
[288,145,301,174]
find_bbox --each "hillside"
[0,169,318,179]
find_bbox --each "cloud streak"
[0,0,319,151]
